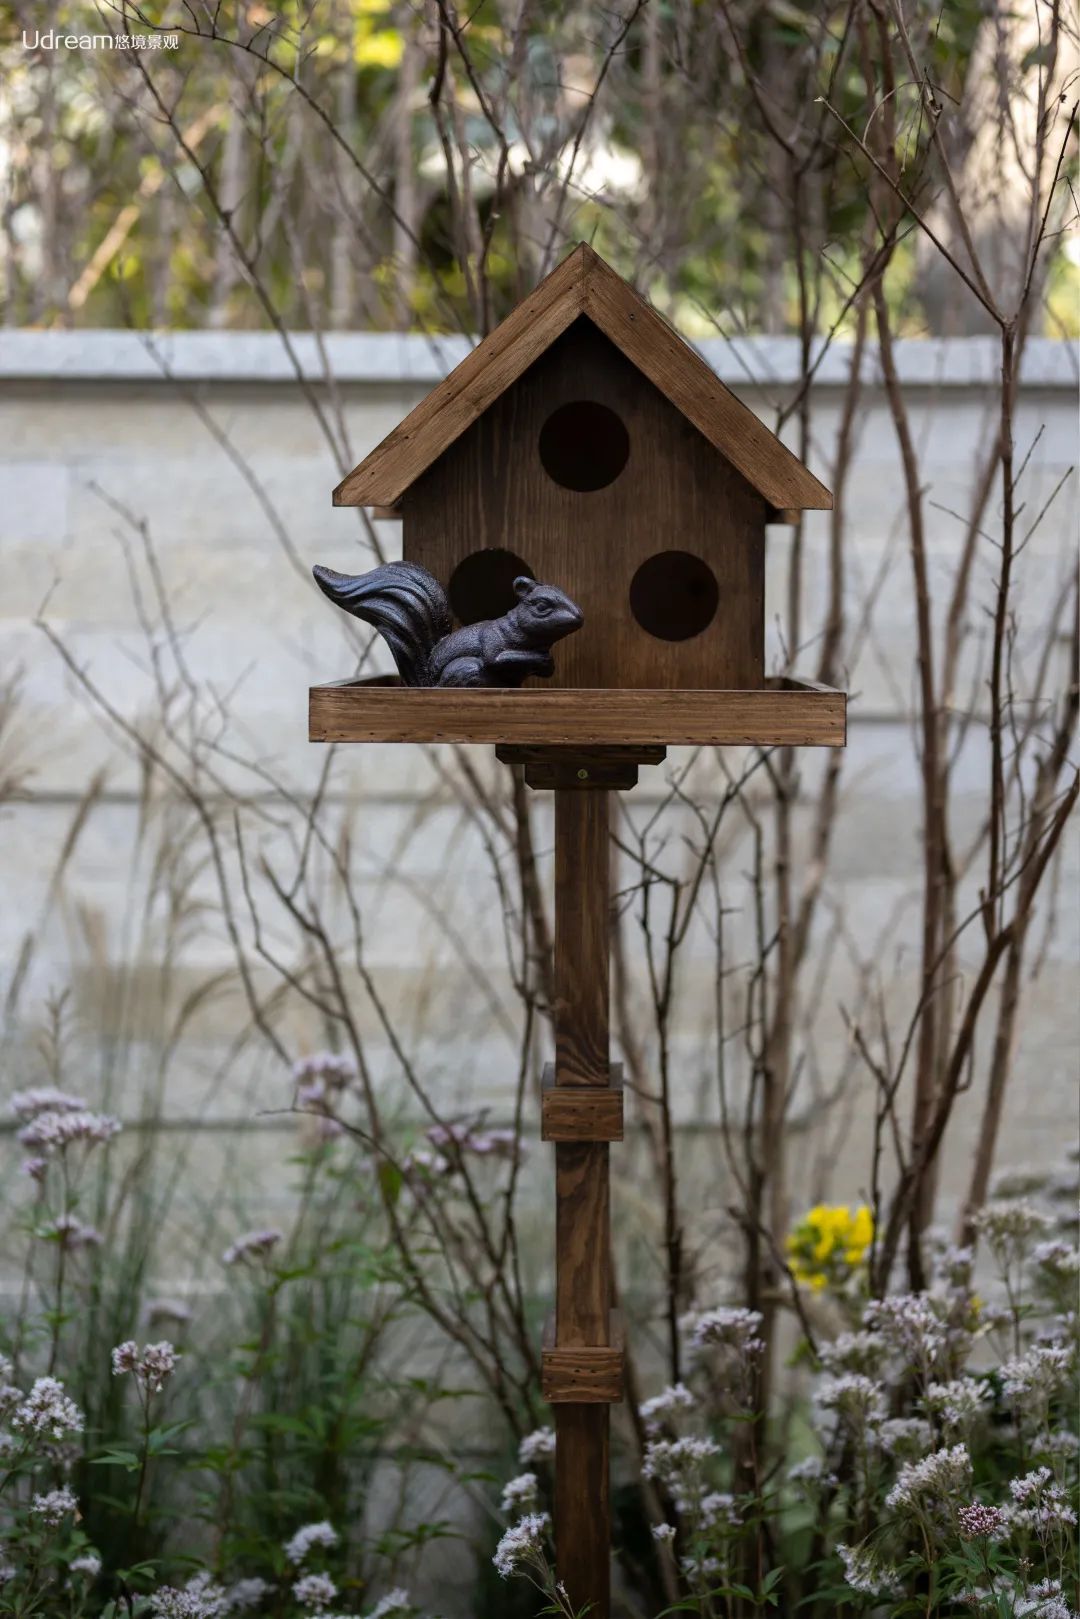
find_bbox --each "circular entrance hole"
[538,400,630,492]
[629,550,719,642]
[448,548,534,624]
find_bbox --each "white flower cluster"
[684,1306,764,1357]
[700,1490,741,1529]
[837,1540,900,1597]
[30,1484,77,1525]
[499,1472,538,1514]
[222,1228,283,1267]
[1014,1578,1077,1619]
[150,1581,227,1619]
[112,1339,179,1395]
[1032,1240,1080,1281]
[1007,1467,1078,1533]
[885,1442,972,1514]
[972,1199,1055,1264]
[70,1551,102,1577]
[862,1292,949,1374]
[923,1376,990,1432]
[285,1520,339,1565]
[11,1376,84,1442]
[639,1381,696,1435]
[929,1241,976,1294]
[492,1511,551,1579]
[294,1572,338,1610]
[643,1436,722,1512]
[1001,1345,1073,1407]
[0,1354,20,1415]
[643,1435,722,1481]
[814,1373,887,1432]
[517,1426,555,1465]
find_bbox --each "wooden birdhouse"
[309,244,846,1619]
[311,243,845,749]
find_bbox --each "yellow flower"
[786,1203,874,1291]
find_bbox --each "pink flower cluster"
[112,1339,179,1395]
[957,1502,1008,1541]
[292,1051,357,1109]
[18,1109,121,1155]
[10,1087,87,1119]
[401,1116,523,1178]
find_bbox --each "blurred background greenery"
[2,0,1076,339]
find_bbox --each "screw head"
[576,768,589,780]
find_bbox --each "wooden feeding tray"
[308,675,845,748]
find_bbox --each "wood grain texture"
[551,781,613,1615]
[496,745,667,766]
[404,315,767,690]
[555,790,609,1085]
[581,251,831,509]
[497,745,666,791]
[542,1345,624,1403]
[555,1406,610,1614]
[333,248,586,506]
[542,1063,624,1142]
[309,679,847,746]
[334,242,832,511]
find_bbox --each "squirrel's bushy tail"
[312,561,452,686]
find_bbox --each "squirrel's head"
[511,577,585,644]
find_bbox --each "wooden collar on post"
[498,745,665,1619]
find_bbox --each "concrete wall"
[1,328,1077,1208]
[0,327,1076,1611]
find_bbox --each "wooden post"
[496,747,664,1617]
[552,783,613,1616]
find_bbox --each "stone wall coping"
[2,329,1076,388]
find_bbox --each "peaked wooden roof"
[333,244,832,511]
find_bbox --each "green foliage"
[0,1069,491,1618]
[1,0,1074,337]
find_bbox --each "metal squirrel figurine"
[311,560,584,688]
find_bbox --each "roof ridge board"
[332,245,587,507]
[333,241,832,511]
[580,251,831,510]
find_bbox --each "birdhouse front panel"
[401,317,767,691]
